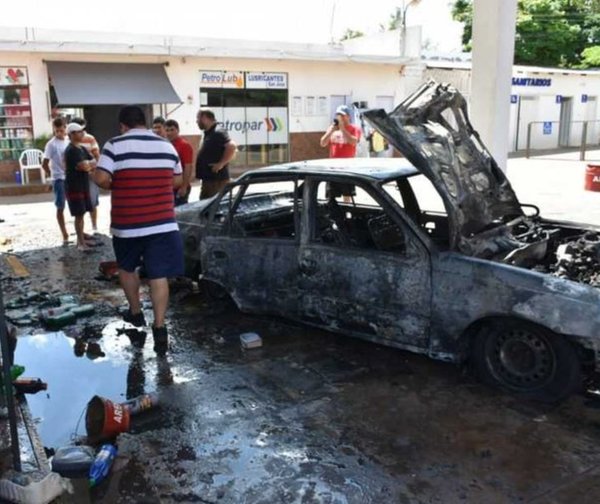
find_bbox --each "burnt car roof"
[241,158,419,181]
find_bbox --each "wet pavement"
[3,189,600,502]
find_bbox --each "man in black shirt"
[64,123,95,251]
[195,108,237,199]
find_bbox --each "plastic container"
[14,171,21,185]
[240,332,262,349]
[51,445,95,479]
[123,393,159,416]
[86,396,130,441]
[44,311,76,330]
[89,444,117,487]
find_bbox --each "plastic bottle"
[72,304,95,317]
[14,171,21,185]
[40,304,78,320]
[10,365,25,381]
[88,444,117,487]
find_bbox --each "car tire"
[471,320,581,402]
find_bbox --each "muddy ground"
[3,198,600,503]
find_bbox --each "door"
[515,96,538,151]
[559,97,573,147]
[202,178,302,316]
[330,95,349,120]
[298,178,432,349]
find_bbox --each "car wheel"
[471,320,581,402]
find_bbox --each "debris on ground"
[240,332,262,349]
[89,444,117,487]
[0,471,72,504]
[51,445,95,479]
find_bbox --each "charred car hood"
[363,80,523,254]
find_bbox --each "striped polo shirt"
[97,129,182,238]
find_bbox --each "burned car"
[177,81,600,402]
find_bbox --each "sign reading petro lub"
[200,70,288,90]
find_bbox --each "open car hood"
[363,80,523,254]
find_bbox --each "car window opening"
[314,181,405,252]
[382,175,450,249]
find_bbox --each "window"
[313,180,405,252]
[216,180,300,240]
[382,175,449,247]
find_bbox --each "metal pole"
[526,122,532,159]
[0,283,21,471]
[580,121,588,161]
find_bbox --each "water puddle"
[14,321,182,448]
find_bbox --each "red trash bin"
[585,165,600,191]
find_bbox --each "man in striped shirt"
[93,106,183,354]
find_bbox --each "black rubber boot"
[153,326,168,355]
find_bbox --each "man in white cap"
[64,122,96,250]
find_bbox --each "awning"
[46,61,181,106]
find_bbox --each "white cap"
[66,123,84,134]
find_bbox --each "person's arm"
[339,124,359,145]
[320,124,336,147]
[177,143,194,196]
[94,141,115,190]
[89,136,100,162]
[42,142,52,176]
[211,140,237,174]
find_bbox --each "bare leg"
[90,207,98,231]
[149,278,169,328]
[74,215,86,247]
[57,209,68,242]
[119,270,142,315]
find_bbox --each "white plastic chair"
[18,149,45,185]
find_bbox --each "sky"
[0,0,464,52]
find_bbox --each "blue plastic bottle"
[88,444,117,487]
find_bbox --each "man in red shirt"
[320,105,361,158]
[165,119,194,206]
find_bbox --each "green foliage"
[340,28,365,41]
[581,45,600,67]
[451,0,600,68]
[34,134,52,151]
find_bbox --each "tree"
[340,28,365,41]
[581,46,600,67]
[451,0,600,68]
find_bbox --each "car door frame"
[297,174,433,353]
[200,175,303,316]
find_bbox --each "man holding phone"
[319,105,361,158]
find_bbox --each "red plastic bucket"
[585,165,600,191]
[85,395,131,441]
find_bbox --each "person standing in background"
[195,108,237,199]
[64,123,95,251]
[152,116,167,138]
[71,117,101,233]
[42,117,70,245]
[165,119,193,206]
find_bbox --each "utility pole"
[399,0,421,56]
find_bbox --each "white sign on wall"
[246,72,288,89]
[0,67,28,86]
[199,70,244,89]
[218,107,288,146]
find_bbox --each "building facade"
[0,26,423,182]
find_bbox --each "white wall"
[0,51,411,139]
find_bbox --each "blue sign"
[510,95,518,104]
[512,77,552,87]
[543,122,552,135]
[582,94,589,103]
[555,95,562,104]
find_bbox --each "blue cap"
[335,105,351,116]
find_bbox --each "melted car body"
[177,82,600,401]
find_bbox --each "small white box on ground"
[240,332,262,349]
